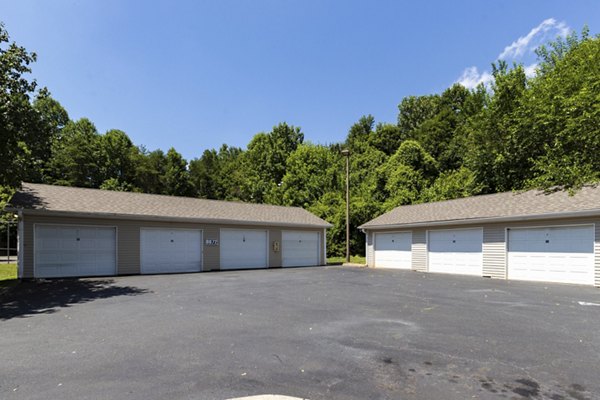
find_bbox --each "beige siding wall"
[411,229,427,272]
[22,214,325,278]
[269,229,283,268]
[203,225,220,271]
[483,226,506,279]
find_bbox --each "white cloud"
[456,66,494,89]
[456,18,570,88]
[498,18,570,60]
[523,63,538,78]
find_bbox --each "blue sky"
[2,1,599,160]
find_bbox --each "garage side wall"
[22,214,325,277]
[596,223,600,287]
[366,231,374,267]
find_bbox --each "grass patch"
[327,255,366,265]
[0,263,17,281]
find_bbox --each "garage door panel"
[220,229,268,270]
[374,232,412,269]
[428,228,483,276]
[140,229,202,274]
[282,231,320,267]
[35,225,116,278]
[508,226,594,285]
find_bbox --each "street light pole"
[341,149,350,263]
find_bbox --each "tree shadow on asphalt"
[0,279,150,320]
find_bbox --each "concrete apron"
[227,396,306,400]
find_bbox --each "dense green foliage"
[1,23,599,256]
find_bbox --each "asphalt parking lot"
[1,266,599,400]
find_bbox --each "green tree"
[28,89,69,182]
[99,129,137,188]
[163,147,194,196]
[46,118,104,187]
[368,123,405,155]
[420,167,482,202]
[465,62,529,192]
[377,141,437,211]
[525,30,600,189]
[242,123,304,203]
[0,23,40,187]
[134,147,167,194]
[397,94,440,139]
[280,143,341,208]
[189,149,220,199]
[346,115,374,151]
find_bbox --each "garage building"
[7,183,331,278]
[359,187,600,287]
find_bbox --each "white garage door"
[220,229,268,270]
[374,232,412,269]
[428,228,483,276]
[508,225,595,285]
[140,229,202,274]
[35,225,116,278]
[282,231,320,267]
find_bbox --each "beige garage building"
[7,183,331,279]
[359,187,600,287]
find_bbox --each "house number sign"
[205,239,219,246]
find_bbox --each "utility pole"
[341,149,350,263]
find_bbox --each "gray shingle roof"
[9,183,332,228]
[359,186,600,229]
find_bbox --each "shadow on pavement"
[0,279,149,320]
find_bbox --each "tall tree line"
[1,22,599,256]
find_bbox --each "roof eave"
[358,209,600,230]
[19,209,333,229]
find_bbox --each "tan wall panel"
[22,214,325,277]
[269,228,282,268]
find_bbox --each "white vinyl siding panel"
[483,226,506,279]
[366,231,375,268]
[374,232,412,269]
[34,225,116,278]
[140,229,202,274]
[411,229,427,272]
[507,225,594,285]
[282,231,320,267]
[428,228,483,276]
[220,229,268,270]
